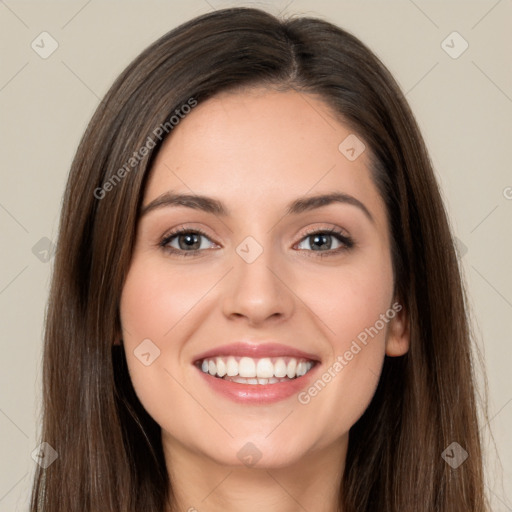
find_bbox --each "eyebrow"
[140,191,374,223]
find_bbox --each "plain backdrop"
[0,1,511,510]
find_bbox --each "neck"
[163,434,347,512]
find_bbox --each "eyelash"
[158,226,355,259]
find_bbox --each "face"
[119,88,409,469]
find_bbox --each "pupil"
[179,233,200,250]
[312,234,330,251]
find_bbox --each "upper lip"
[193,342,321,364]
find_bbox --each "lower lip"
[195,363,320,404]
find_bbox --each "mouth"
[195,355,318,385]
[192,341,321,403]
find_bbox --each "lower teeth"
[220,375,294,385]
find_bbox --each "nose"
[222,243,295,326]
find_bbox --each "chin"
[196,434,316,470]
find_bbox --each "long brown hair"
[31,7,491,511]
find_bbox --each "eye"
[295,228,354,256]
[159,227,217,257]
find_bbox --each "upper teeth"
[200,356,314,379]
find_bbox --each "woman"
[30,6,490,511]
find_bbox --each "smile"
[197,356,316,385]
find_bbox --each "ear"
[385,301,410,357]
[113,339,122,346]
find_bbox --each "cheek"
[120,258,211,343]
[294,249,394,434]
[118,259,202,411]
[118,254,233,417]
[303,248,394,351]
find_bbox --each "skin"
[119,87,409,512]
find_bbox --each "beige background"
[1,0,511,510]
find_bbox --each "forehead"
[144,88,385,223]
